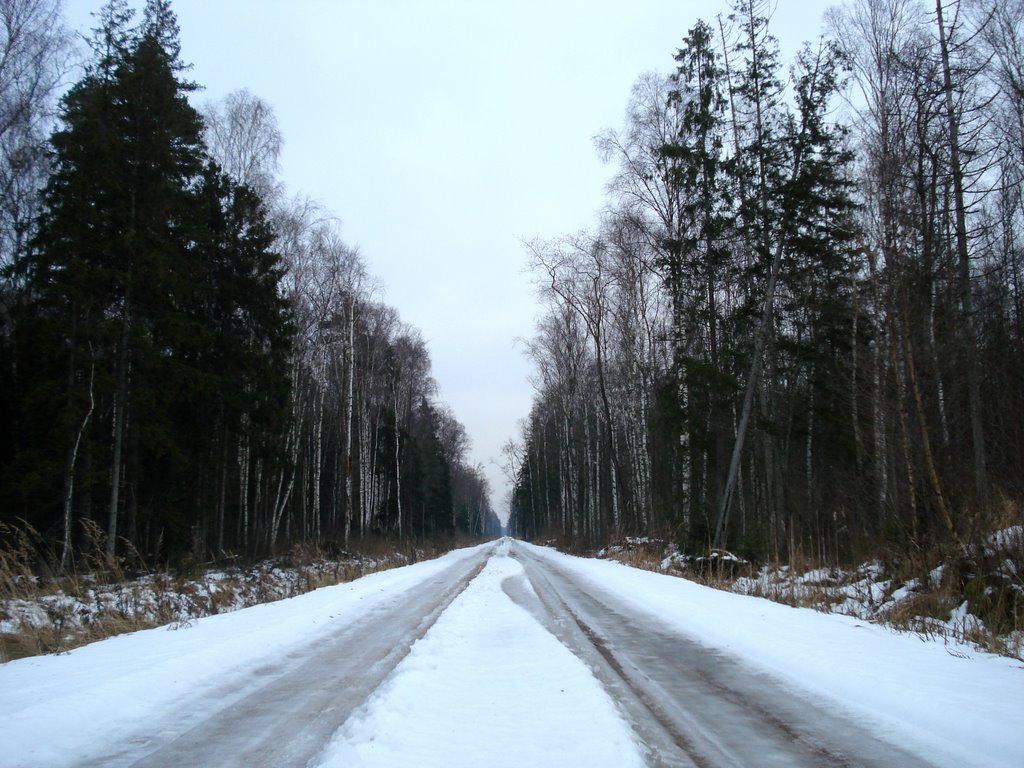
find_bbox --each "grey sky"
[63,0,834,523]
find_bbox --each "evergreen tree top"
[86,0,196,85]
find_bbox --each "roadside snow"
[314,541,644,768]
[0,545,487,768]
[0,551,406,641]
[2,539,1021,768]
[524,542,1024,768]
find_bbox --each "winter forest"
[1,0,1023,573]
[0,0,501,566]
[508,0,1024,563]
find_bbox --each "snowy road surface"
[1,540,1021,767]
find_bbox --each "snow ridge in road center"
[313,541,645,768]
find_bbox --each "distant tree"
[0,0,71,273]
[202,88,284,206]
[0,0,72,533]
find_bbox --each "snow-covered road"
[1,539,1021,767]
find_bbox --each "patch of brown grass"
[604,548,663,572]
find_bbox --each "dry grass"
[0,520,205,660]
[730,559,1020,659]
[1,522,469,663]
[731,573,851,611]
[590,525,1024,661]
[603,548,663,573]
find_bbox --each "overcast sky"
[63,0,835,523]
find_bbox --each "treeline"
[509,0,1024,562]
[0,0,500,566]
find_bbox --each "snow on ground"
[720,526,1023,655]
[0,550,407,649]
[1,538,1022,768]
[313,540,644,768]
[0,545,487,768]
[525,541,1024,768]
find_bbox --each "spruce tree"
[777,41,862,551]
[188,162,292,552]
[10,0,206,557]
[662,20,733,539]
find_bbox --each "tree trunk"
[218,427,228,553]
[935,0,987,508]
[343,297,355,547]
[62,347,95,571]
[713,214,798,549]
[311,383,324,538]
[107,294,131,559]
[238,416,250,550]
[393,385,403,538]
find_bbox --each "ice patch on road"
[314,551,644,768]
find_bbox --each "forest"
[2,0,1022,573]
[508,0,1024,563]
[0,0,501,566]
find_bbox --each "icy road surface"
[1,539,1021,767]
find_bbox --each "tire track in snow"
[508,542,938,768]
[501,553,705,767]
[312,543,646,768]
[77,546,492,768]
